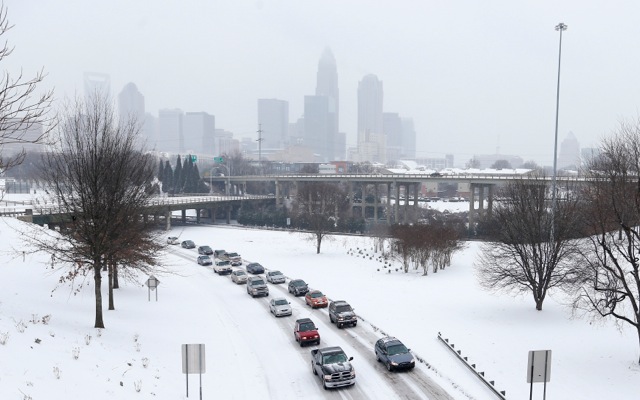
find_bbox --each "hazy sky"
[6,0,640,166]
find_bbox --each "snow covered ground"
[1,197,639,399]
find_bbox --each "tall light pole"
[550,22,567,244]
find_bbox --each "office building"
[258,99,289,151]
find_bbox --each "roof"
[296,318,313,324]
[317,346,344,355]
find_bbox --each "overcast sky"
[6,0,640,166]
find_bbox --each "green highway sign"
[191,155,197,162]
[214,156,224,163]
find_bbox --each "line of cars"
[173,236,415,389]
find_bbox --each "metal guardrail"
[437,332,507,400]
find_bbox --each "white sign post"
[145,276,160,301]
[182,343,206,399]
[527,349,552,400]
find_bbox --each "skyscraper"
[157,109,184,154]
[184,112,215,155]
[357,74,384,162]
[84,71,111,101]
[304,95,330,161]
[313,48,340,161]
[558,131,580,170]
[258,99,289,151]
[118,83,145,123]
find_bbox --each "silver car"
[269,298,292,317]
[230,269,248,284]
[266,270,286,284]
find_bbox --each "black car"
[181,240,196,249]
[246,262,265,274]
[328,300,357,328]
[198,245,213,255]
[288,279,309,296]
[374,337,415,371]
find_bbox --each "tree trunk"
[316,234,322,254]
[108,262,115,311]
[94,264,105,328]
[113,263,119,289]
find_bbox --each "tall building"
[316,48,340,160]
[117,82,146,148]
[383,112,403,163]
[157,109,184,154]
[558,131,580,170]
[84,71,111,101]
[304,95,331,161]
[258,99,289,151]
[356,74,384,162]
[401,118,416,159]
[184,112,216,156]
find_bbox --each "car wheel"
[338,323,343,329]
[329,314,333,323]
[312,362,317,375]
[376,353,381,362]
[386,362,393,372]
[316,340,320,346]
[323,380,329,390]
[299,340,304,348]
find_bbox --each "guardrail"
[437,332,507,400]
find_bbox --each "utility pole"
[256,123,264,175]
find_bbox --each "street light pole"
[550,22,567,244]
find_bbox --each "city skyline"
[6,1,640,166]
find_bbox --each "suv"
[247,276,269,297]
[213,259,232,275]
[328,301,357,328]
[310,346,356,390]
[374,337,415,371]
[223,252,242,266]
[197,255,213,266]
[294,318,320,347]
[213,249,226,258]
[288,279,309,296]
[181,240,196,249]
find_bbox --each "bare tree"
[25,95,163,328]
[0,3,54,175]
[572,119,640,363]
[476,176,583,310]
[292,181,349,254]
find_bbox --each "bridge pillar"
[478,185,486,215]
[196,208,201,224]
[347,181,354,218]
[154,213,159,226]
[226,205,231,224]
[487,185,494,216]
[414,183,420,213]
[275,179,281,208]
[373,184,379,221]
[181,209,186,224]
[468,184,477,235]
[165,210,172,231]
[394,182,400,223]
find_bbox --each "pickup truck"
[311,346,356,390]
[213,259,232,275]
[222,251,242,266]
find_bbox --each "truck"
[328,300,357,328]
[246,276,269,297]
[310,346,356,390]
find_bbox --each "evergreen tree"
[162,160,173,193]
[183,155,194,192]
[158,159,164,183]
[174,155,183,194]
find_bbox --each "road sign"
[214,156,224,163]
[191,155,197,163]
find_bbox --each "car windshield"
[251,279,264,285]
[218,261,230,265]
[270,271,282,276]
[227,253,239,257]
[235,271,245,275]
[387,344,409,355]
[275,299,288,306]
[299,322,315,331]
[310,292,324,298]
[336,305,352,312]
[323,353,347,364]
[293,280,306,286]
[201,246,211,250]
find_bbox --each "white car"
[269,298,292,317]
[230,269,248,284]
[265,270,286,284]
[167,236,179,245]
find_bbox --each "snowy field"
[0,196,639,399]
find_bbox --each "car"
[294,318,320,346]
[223,252,242,266]
[310,346,355,390]
[167,236,179,245]
[246,262,265,274]
[181,240,196,249]
[288,279,309,296]
[213,259,232,275]
[247,276,269,297]
[265,270,286,284]
[328,300,357,328]
[305,290,328,308]
[269,298,292,317]
[198,245,213,255]
[197,255,212,266]
[230,269,248,284]
[374,337,415,371]
[213,249,226,258]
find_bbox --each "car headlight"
[350,369,356,377]
[323,375,332,381]
[391,361,398,366]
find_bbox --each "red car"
[305,290,328,308]
[294,318,320,347]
